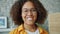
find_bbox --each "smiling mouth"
[27,18,33,21]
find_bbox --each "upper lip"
[27,16,33,18]
[26,16,33,18]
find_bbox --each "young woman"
[9,0,48,34]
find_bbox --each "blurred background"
[0,0,60,34]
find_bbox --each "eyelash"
[31,9,36,11]
[24,9,36,12]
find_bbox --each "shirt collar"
[38,26,43,34]
[17,24,43,33]
[18,24,24,31]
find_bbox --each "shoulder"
[9,28,18,34]
[9,24,24,34]
[42,29,48,34]
[38,26,48,34]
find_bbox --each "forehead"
[22,1,35,9]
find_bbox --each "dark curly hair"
[10,0,47,25]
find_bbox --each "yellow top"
[9,24,48,34]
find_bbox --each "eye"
[33,9,36,11]
[22,9,28,12]
[31,9,36,12]
[24,10,28,12]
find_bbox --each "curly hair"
[10,0,47,25]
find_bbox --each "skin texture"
[22,1,37,25]
[21,1,37,32]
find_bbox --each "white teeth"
[27,18,32,20]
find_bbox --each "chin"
[26,23,34,25]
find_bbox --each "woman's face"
[22,1,37,25]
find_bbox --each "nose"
[27,11,32,16]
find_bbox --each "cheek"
[33,13,37,20]
[22,13,25,20]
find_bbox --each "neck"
[24,23,37,32]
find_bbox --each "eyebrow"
[22,8,35,10]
